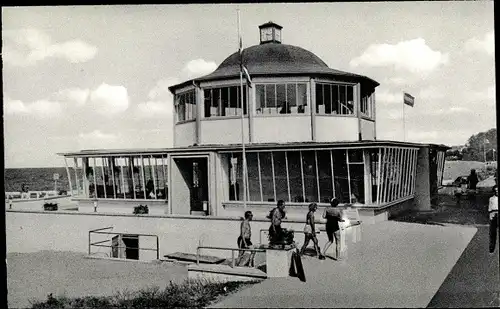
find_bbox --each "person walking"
[489,186,498,253]
[467,169,479,205]
[321,198,344,260]
[300,203,325,259]
[236,210,255,266]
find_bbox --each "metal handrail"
[196,245,265,268]
[259,228,320,244]
[89,226,159,259]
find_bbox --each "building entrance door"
[171,156,209,215]
[190,158,209,215]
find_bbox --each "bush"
[133,204,149,214]
[30,279,260,308]
[43,203,58,211]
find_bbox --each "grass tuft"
[31,278,260,308]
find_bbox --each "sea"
[4,167,72,193]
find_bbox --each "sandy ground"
[7,251,188,308]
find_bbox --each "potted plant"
[43,202,58,211]
[133,204,149,214]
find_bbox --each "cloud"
[2,28,97,66]
[383,77,407,86]
[89,83,129,115]
[376,89,402,106]
[78,130,118,140]
[465,85,496,105]
[148,78,179,100]
[4,97,62,117]
[350,38,449,74]
[54,88,90,106]
[137,101,173,117]
[419,86,445,100]
[77,130,120,150]
[138,78,178,118]
[183,59,217,78]
[465,30,494,56]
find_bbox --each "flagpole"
[237,9,248,210]
[403,93,406,142]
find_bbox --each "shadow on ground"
[392,190,499,308]
[392,191,490,226]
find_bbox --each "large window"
[377,147,418,204]
[204,85,248,118]
[227,147,419,205]
[71,155,168,200]
[256,83,308,114]
[175,90,196,123]
[315,83,354,115]
[361,87,375,118]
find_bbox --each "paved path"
[211,221,477,308]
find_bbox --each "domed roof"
[169,42,379,92]
[196,43,375,82]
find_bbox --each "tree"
[461,128,497,161]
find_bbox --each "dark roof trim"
[58,140,449,157]
[169,72,380,94]
[259,21,282,29]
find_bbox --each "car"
[451,176,470,197]
[476,175,496,195]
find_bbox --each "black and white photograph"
[3,2,498,308]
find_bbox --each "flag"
[239,37,252,88]
[403,92,415,107]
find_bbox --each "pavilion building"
[59,22,447,223]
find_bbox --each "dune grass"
[31,278,260,309]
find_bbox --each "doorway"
[171,156,209,215]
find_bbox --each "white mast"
[237,9,248,209]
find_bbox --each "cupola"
[259,21,282,44]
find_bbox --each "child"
[300,203,325,259]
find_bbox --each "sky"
[2,3,495,168]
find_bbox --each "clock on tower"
[258,21,283,44]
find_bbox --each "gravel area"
[7,250,188,308]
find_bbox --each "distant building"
[59,22,448,221]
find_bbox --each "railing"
[88,226,160,260]
[196,246,265,268]
[259,228,320,244]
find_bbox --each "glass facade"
[227,147,424,205]
[68,155,168,201]
[256,83,308,114]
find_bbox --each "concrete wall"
[360,119,375,141]
[315,116,358,142]
[200,118,250,145]
[77,199,167,215]
[252,116,312,143]
[174,121,196,147]
[415,147,431,211]
[6,210,364,260]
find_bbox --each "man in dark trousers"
[489,186,498,253]
[322,198,345,260]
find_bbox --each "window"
[76,155,168,200]
[361,87,375,118]
[256,82,308,114]
[259,152,275,202]
[302,151,318,203]
[316,83,355,115]
[175,89,196,123]
[204,86,248,118]
[317,150,334,203]
[227,149,373,205]
[273,152,289,202]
